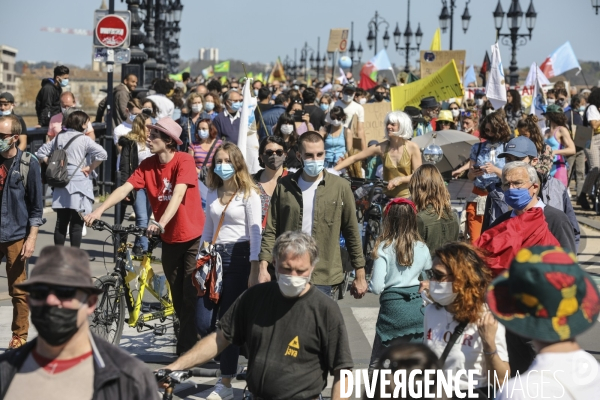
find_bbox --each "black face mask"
[262,154,286,170]
[374,93,384,102]
[30,304,82,346]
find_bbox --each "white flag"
[485,43,507,111]
[530,63,547,130]
[238,78,261,174]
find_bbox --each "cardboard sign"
[327,29,349,53]
[573,125,593,149]
[420,50,466,79]
[391,60,463,111]
[361,102,392,144]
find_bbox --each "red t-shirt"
[127,152,205,244]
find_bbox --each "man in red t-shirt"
[85,117,204,355]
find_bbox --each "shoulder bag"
[192,192,236,304]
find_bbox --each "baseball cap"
[498,136,538,159]
[0,92,14,103]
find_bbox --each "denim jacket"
[0,149,45,242]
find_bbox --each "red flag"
[358,62,378,90]
[475,208,560,277]
[479,51,491,85]
[540,57,554,78]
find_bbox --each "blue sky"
[2,0,598,72]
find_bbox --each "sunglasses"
[28,285,80,301]
[461,111,475,118]
[426,269,453,281]
[264,149,284,157]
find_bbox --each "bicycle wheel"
[90,274,125,345]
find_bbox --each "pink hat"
[149,117,183,145]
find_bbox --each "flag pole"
[242,63,269,136]
[580,70,590,89]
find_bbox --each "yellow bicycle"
[89,220,178,345]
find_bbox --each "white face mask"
[277,272,310,297]
[451,109,460,118]
[475,98,484,107]
[359,98,367,105]
[280,124,294,135]
[547,98,556,105]
[342,94,354,103]
[331,119,343,127]
[191,104,203,113]
[485,109,494,116]
[429,281,457,306]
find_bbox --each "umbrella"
[412,129,479,174]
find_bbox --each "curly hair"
[434,242,492,324]
[372,203,422,267]
[409,164,452,220]
[479,111,512,143]
[517,114,544,154]
[544,110,568,128]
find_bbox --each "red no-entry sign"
[95,15,128,48]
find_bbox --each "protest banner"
[362,102,392,144]
[327,28,349,52]
[573,125,593,149]
[391,60,463,111]
[420,50,466,79]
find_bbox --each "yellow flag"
[255,73,264,82]
[430,28,442,51]
[268,58,287,83]
[390,60,463,111]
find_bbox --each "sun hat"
[148,116,183,145]
[16,246,102,293]
[436,110,454,124]
[419,96,439,110]
[486,246,600,342]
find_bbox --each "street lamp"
[366,11,390,55]
[394,0,423,73]
[593,0,600,14]
[300,42,315,81]
[438,0,471,50]
[494,0,537,86]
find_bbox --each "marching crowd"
[0,64,598,399]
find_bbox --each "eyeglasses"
[264,149,284,157]
[28,285,80,301]
[426,269,453,282]
[501,181,533,191]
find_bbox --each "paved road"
[0,204,599,399]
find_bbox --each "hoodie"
[35,78,62,127]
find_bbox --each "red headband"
[384,198,417,215]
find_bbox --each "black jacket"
[485,204,577,253]
[35,78,62,127]
[304,104,326,131]
[118,136,139,205]
[0,334,159,400]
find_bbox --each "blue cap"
[498,136,538,159]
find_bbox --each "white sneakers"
[206,381,233,400]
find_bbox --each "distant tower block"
[199,48,219,62]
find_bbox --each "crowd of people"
[0,64,599,399]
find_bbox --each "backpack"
[18,152,33,191]
[45,134,85,188]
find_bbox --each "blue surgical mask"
[0,136,14,153]
[128,113,137,122]
[214,163,235,181]
[253,89,259,96]
[303,160,325,177]
[204,102,215,111]
[504,187,533,211]
[320,103,329,111]
[579,106,586,113]
[60,78,69,87]
[230,101,242,112]
[1,110,11,116]
[199,129,209,139]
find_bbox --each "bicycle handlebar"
[155,368,221,384]
[345,176,389,188]
[90,219,151,237]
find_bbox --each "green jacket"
[417,205,459,256]
[259,169,365,286]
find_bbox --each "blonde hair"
[186,93,204,110]
[125,113,150,150]
[409,164,453,220]
[384,111,413,139]
[206,142,258,198]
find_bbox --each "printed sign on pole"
[420,50,466,79]
[93,10,131,48]
[327,28,350,53]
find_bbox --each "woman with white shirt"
[36,111,107,248]
[422,242,510,397]
[196,142,262,399]
[117,114,153,256]
[113,99,142,149]
[579,89,600,209]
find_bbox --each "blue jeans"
[195,241,251,377]
[133,189,152,250]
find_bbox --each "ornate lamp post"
[592,0,600,14]
[494,0,537,86]
[394,0,423,73]
[300,42,315,82]
[438,0,472,50]
[366,11,390,56]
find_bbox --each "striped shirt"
[191,140,222,168]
